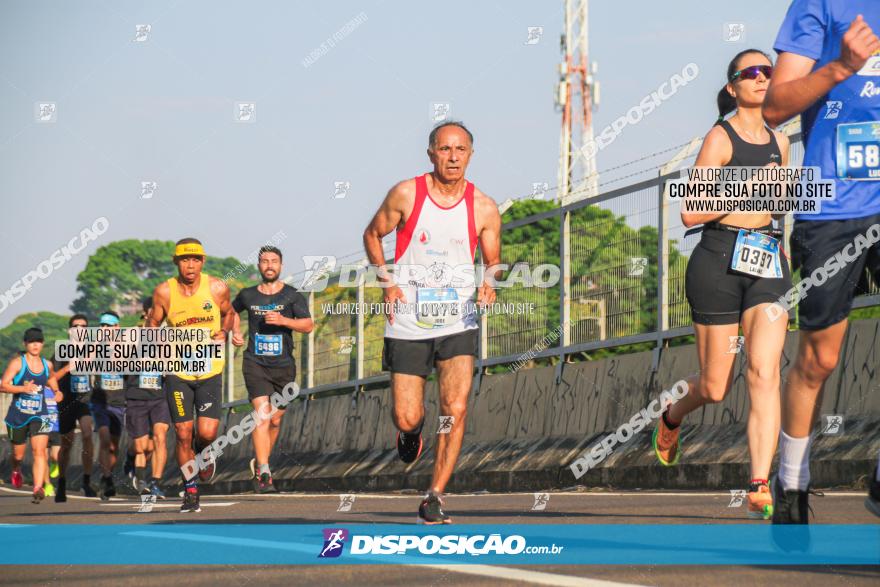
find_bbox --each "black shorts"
[91,404,125,437]
[164,374,223,424]
[58,400,92,435]
[242,358,296,402]
[686,225,793,325]
[6,420,49,445]
[790,214,880,330]
[126,397,171,438]
[49,431,60,447]
[382,329,478,377]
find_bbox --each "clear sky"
[0,0,793,326]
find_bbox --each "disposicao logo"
[318,528,348,558]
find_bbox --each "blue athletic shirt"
[775,0,880,220]
[4,355,50,429]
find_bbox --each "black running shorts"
[790,214,880,330]
[126,397,171,438]
[685,225,793,325]
[58,400,91,435]
[6,420,49,445]
[91,404,125,437]
[164,374,223,424]
[382,329,478,377]
[242,358,296,401]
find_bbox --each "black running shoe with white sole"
[866,468,880,518]
[397,423,424,464]
[418,493,452,525]
[180,488,201,513]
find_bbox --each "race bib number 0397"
[730,230,783,279]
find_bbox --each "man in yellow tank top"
[147,238,234,513]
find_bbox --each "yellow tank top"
[166,276,223,380]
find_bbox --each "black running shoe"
[257,472,277,494]
[198,447,216,483]
[82,482,97,498]
[866,468,880,518]
[180,488,201,513]
[771,475,821,524]
[55,477,67,503]
[418,493,452,525]
[397,423,424,464]
[32,487,45,504]
[99,477,116,501]
[124,454,136,488]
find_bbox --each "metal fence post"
[307,290,315,390]
[659,181,670,334]
[356,265,365,385]
[556,207,571,382]
[477,248,488,369]
[561,208,571,349]
[653,179,669,371]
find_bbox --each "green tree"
[0,311,70,365]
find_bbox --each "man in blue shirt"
[764,0,880,523]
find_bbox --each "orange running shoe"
[652,413,681,466]
[748,482,774,520]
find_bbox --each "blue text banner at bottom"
[1,524,878,565]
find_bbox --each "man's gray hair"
[428,121,474,149]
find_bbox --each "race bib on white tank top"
[385,174,480,340]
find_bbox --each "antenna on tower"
[556,0,599,205]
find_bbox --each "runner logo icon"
[319,528,349,558]
[824,100,843,119]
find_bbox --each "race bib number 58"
[837,121,880,180]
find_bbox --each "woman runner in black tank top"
[651,49,792,520]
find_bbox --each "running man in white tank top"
[363,122,501,524]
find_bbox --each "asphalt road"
[0,487,877,587]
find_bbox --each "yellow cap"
[174,243,206,258]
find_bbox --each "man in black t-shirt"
[49,313,97,501]
[232,246,313,493]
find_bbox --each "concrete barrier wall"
[4,321,879,494]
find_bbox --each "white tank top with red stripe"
[386,173,479,340]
